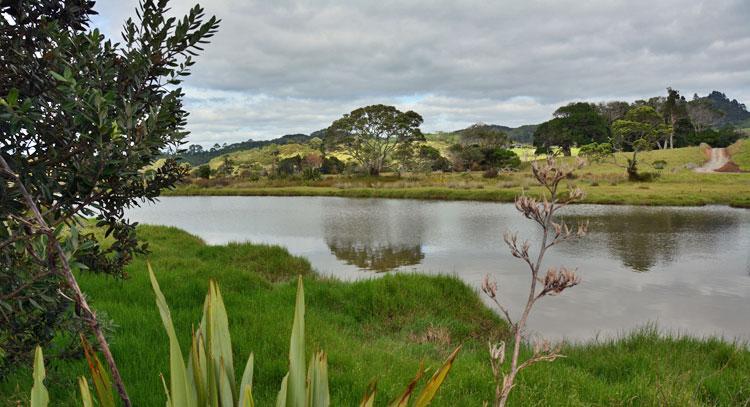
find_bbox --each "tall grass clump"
[26,266,462,407]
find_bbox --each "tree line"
[532,88,745,179]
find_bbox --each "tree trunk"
[627,152,639,181]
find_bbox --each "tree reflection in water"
[325,240,424,272]
[562,207,740,272]
[322,198,426,272]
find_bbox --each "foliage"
[661,88,693,149]
[302,168,323,181]
[533,102,609,155]
[26,264,461,406]
[197,165,212,179]
[448,144,519,171]
[686,98,724,132]
[579,142,614,162]
[0,0,219,395]
[327,105,424,175]
[611,106,671,180]
[278,155,304,176]
[686,126,743,148]
[321,156,345,174]
[457,124,509,148]
[700,91,750,126]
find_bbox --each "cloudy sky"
[92,0,750,146]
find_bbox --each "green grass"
[175,141,750,208]
[170,142,750,207]
[2,226,750,405]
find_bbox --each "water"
[127,196,750,342]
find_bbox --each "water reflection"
[322,199,426,272]
[561,207,741,272]
[326,241,423,272]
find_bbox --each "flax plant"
[482,157,588,407]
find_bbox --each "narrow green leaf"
[241,384,255,407]
[306,351,330,407]
[359,381,377,407]
[149,263,194,407]
[207,280,235,398]
[81,335,115,407]
[286,276,306,406]
[276,373,289,407]
[238,353,254,406]
[30,346,49,407]
[388,362,425,407]
[79,377,94,407]
[218,357,234,407]
[413,345,462,407]
[188,330,208,406]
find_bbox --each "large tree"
[326,104,424,175]
[458,123,509,148]
[533,102,609,155]
[0,0,218,401]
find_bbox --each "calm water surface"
[127,196,750,341]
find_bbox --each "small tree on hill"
[326,104,424,175]
[611,106,670,180]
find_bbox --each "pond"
[127,196,750,342]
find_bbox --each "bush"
[196,164,211,179]
[483,168,499,178]
[320,156,345,174]
[686,126,742,148]
[302,167,322,181]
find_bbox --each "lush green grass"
[2,226,750,405]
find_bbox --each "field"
[2,226,749,405]
[171,142,750,208]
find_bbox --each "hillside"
[699,91,750,126]
[177,132,322,166]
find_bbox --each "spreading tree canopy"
[326,104,424,175]
[533,102,609,155]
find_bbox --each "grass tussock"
[2,226,749,405]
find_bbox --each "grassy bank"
[2,226,750,405]
[169,144,750,208]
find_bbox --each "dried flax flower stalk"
[482,157,588,407]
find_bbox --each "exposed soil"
[695,147,742,173]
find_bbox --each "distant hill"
[698,91,750,126]
[176,132,322,166]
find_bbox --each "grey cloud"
[92,0,750,145]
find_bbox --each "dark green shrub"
[196,164,211,179]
